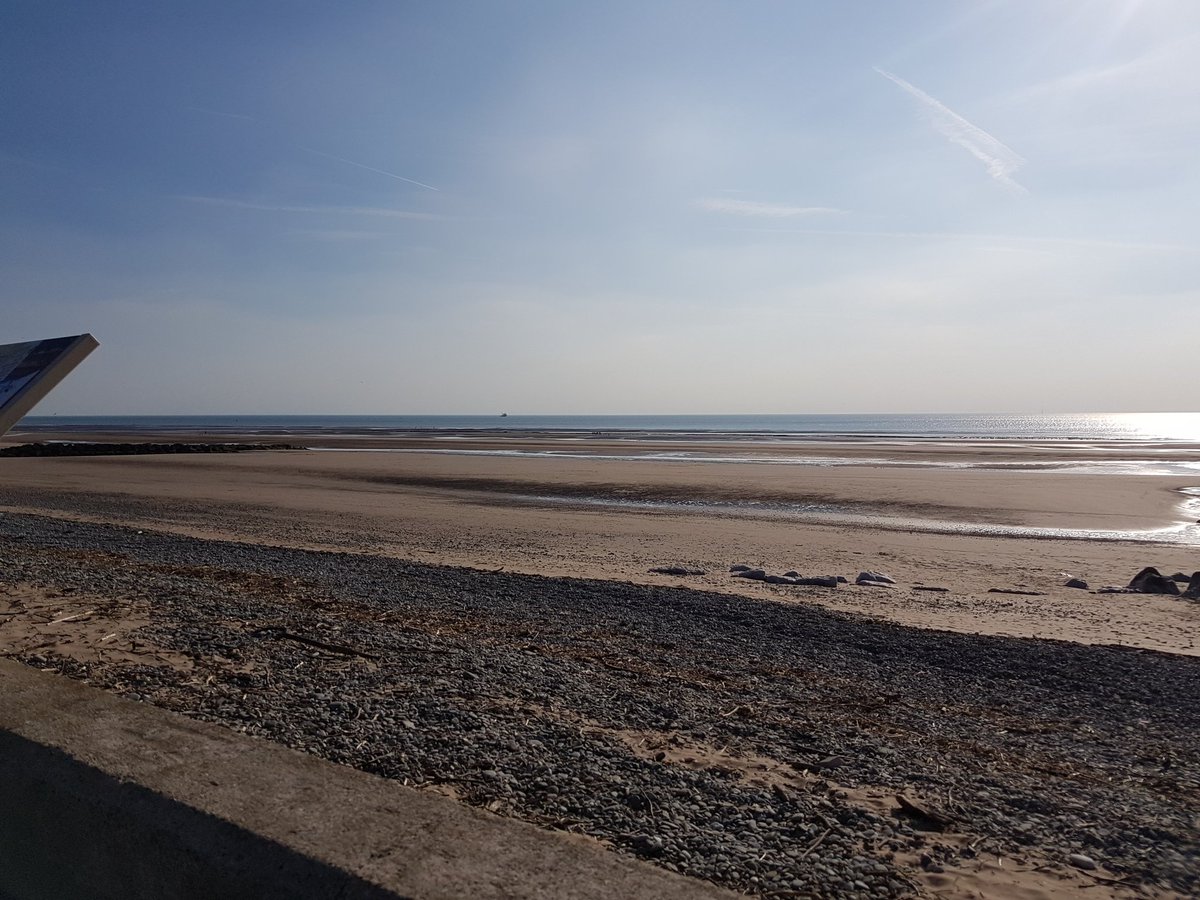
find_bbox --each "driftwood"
[800,827,832,859]
[50,609,97,625]
[251,627,380,661]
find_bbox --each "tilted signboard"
[0,334,99,438]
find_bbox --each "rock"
[764,574,797,585]
[648,566,706,576]
[810,754,848,770]
[792,576,838,587]
[11,510,1200,898]
[857,571,895,585]
[857,580,895,589]
[836,575,848,584]
[1067,853,1098,871]
[783,571,800,578]
[1184,572,1200,600]
[729,564,752,573]
[732,568,767,581]
[912,586,948,592]
[1169,572,1191,583]
[632,834,665,858]
[1127,567,1180,595]
[920,857,944,874]
[623,792,651,811]
[897,794,955,829]
[0,441,302,458]
[1064,578,1089,590]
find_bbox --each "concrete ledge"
[0,660,734,900]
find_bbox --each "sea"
[15,412,1200,442]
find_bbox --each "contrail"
[300,147,439,191]
[173,195,438,218]
[875,67,1026,192]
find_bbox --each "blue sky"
[3,0,1197,414]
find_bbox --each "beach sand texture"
[3,431,1198,654]
[3,431,1199,898]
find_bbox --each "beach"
[3,430,1199,653]
[2,429,1199,897]
[9,0,1200,894]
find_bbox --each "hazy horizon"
[20,409,1200,421]
[4,2,1198,416]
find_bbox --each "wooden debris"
[251,627,380,661]
[800,827,832,859]
[50,609,97,624]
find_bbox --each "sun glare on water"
[1111,413,1200,442]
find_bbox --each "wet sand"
[2,430,1198,655]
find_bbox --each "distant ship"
[500,412,508,417]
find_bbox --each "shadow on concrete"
[0,730,408,900]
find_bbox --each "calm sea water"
[16,412,1200,442]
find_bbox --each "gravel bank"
[2,512,1197,898]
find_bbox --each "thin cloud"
[181,109,437,189]
[696,198,846,217]
[1013,34,1200,102]
[875,67,1026,192]
[716,227,1193,254]
[286,229,394,241]
[300,147,438,191]
[174,195,440,219]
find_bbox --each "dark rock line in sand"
[1,512,1198,897]
[0,441,304,458]
[652,562,1200,600]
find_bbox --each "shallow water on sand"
[308,446,1200,477]
[509,491,1200,546]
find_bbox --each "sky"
[2,0,1198,415]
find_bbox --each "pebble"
[3,512,1198,898]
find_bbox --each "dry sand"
[4,432,1198,899]
[2,431,1198,656]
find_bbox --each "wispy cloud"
[713,227,1194,254]
[300,147,438,191]
[1010,33,1199,108]
[174,195,440,219]
[696,198,846,217]
[286,229,395,242]
[181,109,438,190]
[875,67,1026,192]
